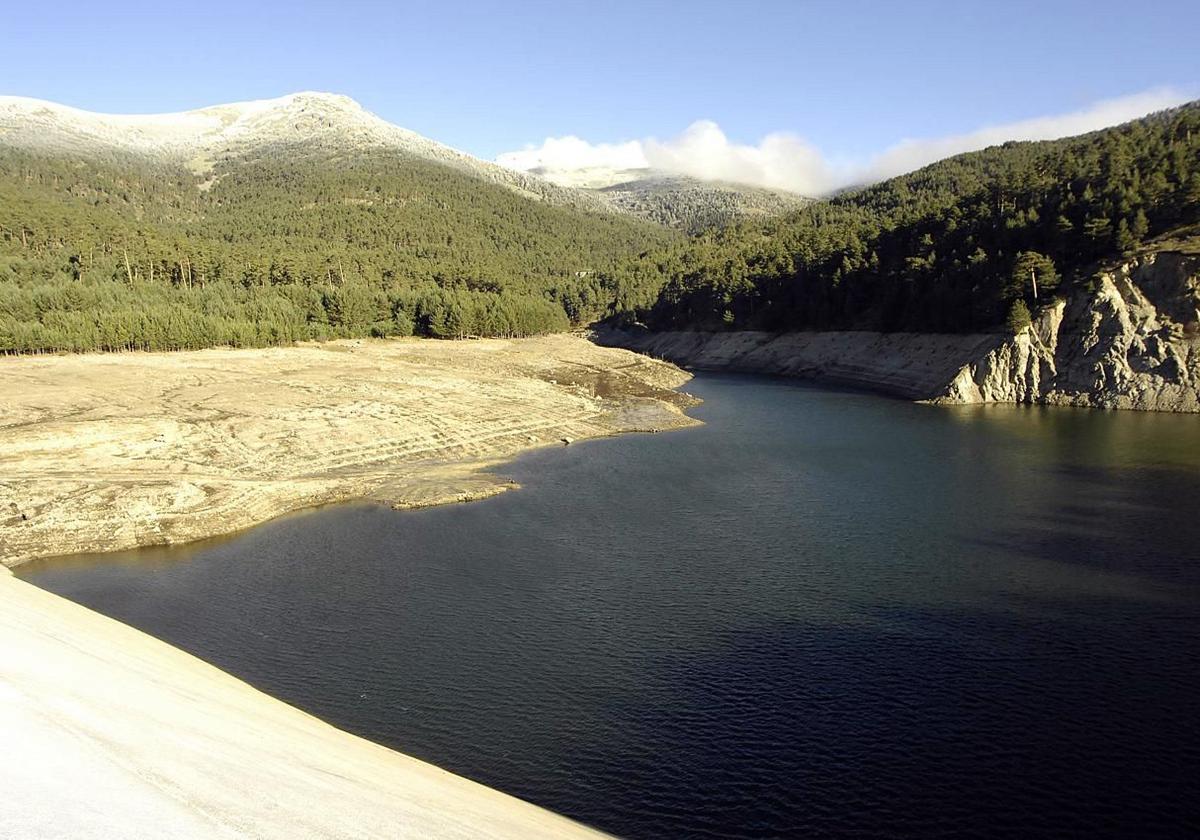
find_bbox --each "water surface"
[19,375,1200,838]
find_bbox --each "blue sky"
[2,0,1197,189]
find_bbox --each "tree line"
[2,102,1197,355]
[613,102,1200,334]
[0,271,571,353]
[0,143,670,353]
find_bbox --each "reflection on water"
[944,399,1200,470]
[18,375,1200,839]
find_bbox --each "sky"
[2,0,1197,193]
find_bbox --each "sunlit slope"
[0,94,678,352]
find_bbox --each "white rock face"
[596,328,1000,399]
[949,252,1200,411]
[0,93,610,210]
[941,303,1062,404]
[598,249,1200,412]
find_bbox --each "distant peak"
[245,91,365,111]
[285,91,359,104]
[0,91,392,161]
[0,91,367,121]
[0,91,613,214]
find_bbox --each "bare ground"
[0,334,697,568]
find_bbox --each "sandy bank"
[0,568,612,839]
[0,334,696,568]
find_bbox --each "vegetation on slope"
[0,143,676,353]
[597,176,809,233]
[614,103,1200,333]
[3,103,1197,355]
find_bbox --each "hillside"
[599,241,1200,411]
[619,102,1200,334]
[504,156,810,230]
[4,95,1197,360]
[0,94,677,352]
[594,104,1200,411]
[598,174,810,233]
[0,93,614,212]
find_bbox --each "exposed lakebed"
[18,374,1200,838]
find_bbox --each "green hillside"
[4,103,1198,355]
[617,103,1200,333]
[0,142,676,352]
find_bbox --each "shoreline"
[1,334,699,570]
[593,246,1200,415]
[0,334,703,838]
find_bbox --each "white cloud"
[855,88,1190,187]
[497,134,647,176]
[496,88,1192,196]
[642,121,834,194]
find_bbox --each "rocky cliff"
[597,249,1200,412]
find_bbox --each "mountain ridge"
[0,92,615,213]
[0,93,683,351]
[0,93,810,227]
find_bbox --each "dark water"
[18,375,1200,839]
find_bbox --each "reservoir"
[17,374,1200,838]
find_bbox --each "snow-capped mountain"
[0,93,807,227]
[0,92,610,212]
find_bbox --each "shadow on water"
[962,455,1200,603]
[16,373,1200,839]
[549,610,1200,839]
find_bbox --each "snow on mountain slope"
[0,93,611,212]
[0,92,402,158]
[0,92,808,226]
[510,160,810,229]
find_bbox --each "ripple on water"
[19,375,1200,839]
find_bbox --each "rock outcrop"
[943,250,1199,411]
[597,249,1200,412]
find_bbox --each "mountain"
[6,92,1196,375]
[616,102,1200,334]
[0,93,809,227]
[505,159,810,231]
[597,174,810,233]
[0,92,612,213]
[597,104,1200,411]
[0,93,679,352]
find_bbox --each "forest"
[619,102,1200,333]
[0,142,673,352]
[1,102,1197,353]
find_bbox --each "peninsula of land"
[0,333,696,569]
